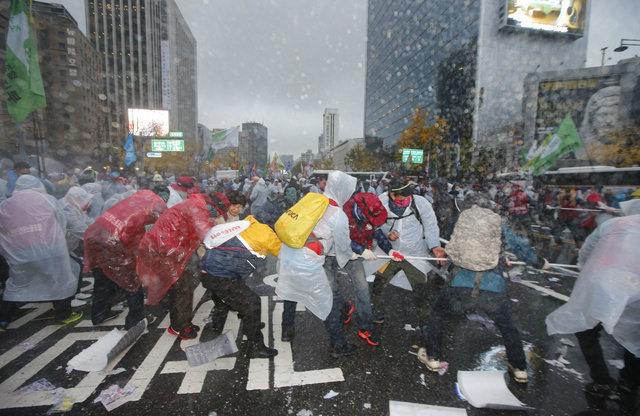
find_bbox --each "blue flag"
[124,133,136,166]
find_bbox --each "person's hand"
[388,231,399,241]
[362,249,377,260]
[389,250,404,261]
[432,246,446,265]
[350,252,359,261]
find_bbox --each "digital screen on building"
[502,0,587,36]
[127,109,170,136]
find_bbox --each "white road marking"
[0,331,135,409]
[0,325,61,372]
[8,303,53,329]
[272,301,344,388]
[246,296,271,390]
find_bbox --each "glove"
[350,252,359,261]
[389,250,404,261]
[534,257,551,270]
[361,249,377,261]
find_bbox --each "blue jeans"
[322,256,349,347]
[423,287,527,370]
[343,258,374,332]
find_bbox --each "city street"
[0,245,637,416]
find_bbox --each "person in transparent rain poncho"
[276,171,360,357]
[546,199,640,402]
[0,176,82,330]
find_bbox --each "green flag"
[5,0,46,122]
[524,115,583,175]
[207,145,215,162]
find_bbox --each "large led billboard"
[127,109,170,136]
[503,0,587,36]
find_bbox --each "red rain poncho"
[136,194,214,304]
[83,190,167,291]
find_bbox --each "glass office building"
[364,0,587,169]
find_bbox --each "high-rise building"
[322,108,339,153]
[239,122,268,169]
[0,2,104,169]
[86,0,197,150]
[364,0,588,171]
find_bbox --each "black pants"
[423,287,527,370]
[0,297,72,323]
[91,267,144,330]
[576,324,640,387]
[201,273,265,350]
[167,262,195,331]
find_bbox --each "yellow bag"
[274,193,330,248]
[240,215,282,257]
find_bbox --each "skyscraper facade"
[86,0,197,148]
[322,108,339,153]
[364,0,587,171]
[239,122,268,169]
[0,2,104,168]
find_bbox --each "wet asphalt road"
[0,233,638,416]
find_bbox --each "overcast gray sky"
[46,0,639,159]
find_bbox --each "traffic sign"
[147,152,163,158]
[151,139,185,152]
[169,131,184,137]
[402,148,424,163]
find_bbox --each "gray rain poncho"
[58,186,95,252]
[276,171,357,319]
[81,182,105,220]
[546,199,640,356]
[0,176,77,302]
[250,178,268,209]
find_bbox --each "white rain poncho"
[0,176,77,302]
[276,171,357,319]
[58,186,95,252]
[546,199,640,356]
[81,182,104,220]
[250,178,268,208]
[364,193,441,289]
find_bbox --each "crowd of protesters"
[0,161,638,408]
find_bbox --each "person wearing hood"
[251,186,283,229]
[367,178,445,329]
[170,175,201,200]
[342,192,401,347]
[84,185,169,329]
[0,176,82,330]
[507,184,535,244]
[101,172,128,201]
[276,171,359,357]
[136,193,215,339]
[420,193,550,384]
[283,178,301,209]
[430,177,457,240]
[58,186,95,253]
[250,178,268,210]
[81,182,105,220]
[546,199,640,402]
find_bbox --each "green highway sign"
[169,131,184,137]
[151,139,185,152]
[402,148,424,163]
